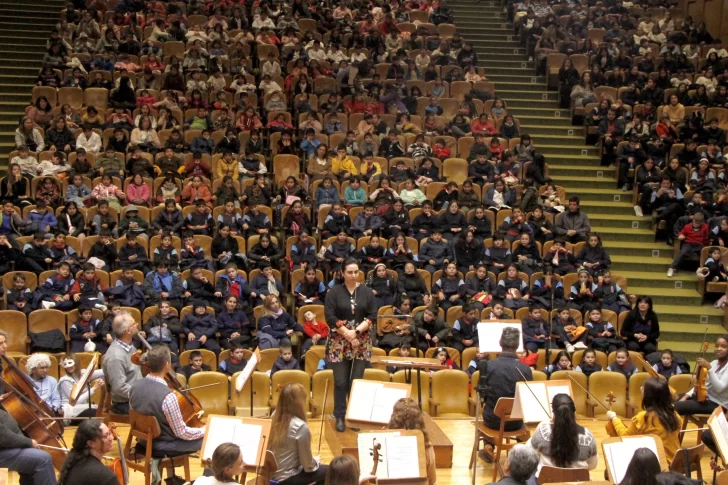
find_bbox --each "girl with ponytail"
[527,394,598,479]
[58,419,118,485]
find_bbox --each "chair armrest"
[310,398,320,417]
[587,401,597,418]
[227,399,235,415]
[429,398,439,417]
[468,396,478,416]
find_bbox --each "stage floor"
[4,417,717,484]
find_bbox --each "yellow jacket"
[611,410,682,462]
[216,158,239,180]
[331,156,358,176]
[360,161,381,179]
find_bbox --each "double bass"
[131,332,205,427]
[0,354,67,471]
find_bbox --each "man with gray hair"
[476,326,532,463]
[102,312,142,415]
[485,444,539,485]
[25,353,61,414]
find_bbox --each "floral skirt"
[324,320,372,363]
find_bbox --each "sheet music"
[512,382,550,422]
[357,432,400,478]
[385,436,420,479]
[477,322,524,352]
[709,409,728,463]
[604,436,660,483]
[347,380,379,421]
[235,350,259,393]
[370,387,409,423]
[546,384,571,404]
[203,417,262,466]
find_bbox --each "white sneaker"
[566,344,575,353]
[574,342,588,350]
[41,301,56,309]
[96,304,108,313]
[634,205,643,217]
[667,268,675,278]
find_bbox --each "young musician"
[606,377,682,461]
[324,455,376,485]
[58,353,105,420]
[25,353,61,414]
[675,335,728,417]
[323,258,377,433]
[193,442,244,485]
[129,346,204,454]
[387,398,437,485]
[102,312,143,414]
[526,394,598,477]
[57,420,119,485]
[269,383,328,484]
[478,327,533,462]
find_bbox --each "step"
[567,188,628,203]
[602,242,674,260]
[593,227,656,243]
[610,255,673,272]
[553,175,618,189]
[655,340,719,360]
[613,269,697,289]
[549,163,613,174]
[654,304,725,325]
[521,144,598,156]
[578,200,637,216]
[482,66,537,76]
[498,89,556,101]
[0,8,60,19]
[660,322,725,343]
[508,113,574,125]
[589,213,652,229]
[520,124,585,136]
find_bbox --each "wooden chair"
[178,349,217,369]
[258,348,279,373]
[392,370,430,406]
[363,368,391,382]
[124,410,192,485]
[550,370,588,417]
[470,397,530,482]
[587,371,627,417]
[311,369,334,418]
[669,443,704,481]
[538,466,590,484]
[228,371,271,417]
[627,372,651,417]
[28,309,68,353]
[424,346,461,367]
[429,369,470,417]
[269,370,311,412]
[188,371,229,418]
[1,311,28,359]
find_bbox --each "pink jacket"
[126,182,150,205]
[91,183,123,200]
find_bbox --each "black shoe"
[336,417,345,432]
[666,237,674,246]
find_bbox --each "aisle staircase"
[0,0,64,166]
[451,0,726,360]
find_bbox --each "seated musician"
[478,326,533,463]
[58,353,105,420]
[193,442,244,485]
[0,330,57,485]
[675,336,728,418]
[387,398,437,485]
[25,353,61,415]
[102,312,143,415]
[57,420,119,485]
[606,377,682,462]
[129,345,204,455]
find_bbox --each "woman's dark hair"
[551,350,572,366]
[634,295,654,313]
[619,447,661,485]
[642,377,679,432]
[456,229,477,249]
[58,419,104,485]
[324,455,359,485]
[549,394,579,468]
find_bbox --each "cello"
[132,332,205,428]
[108,423,129,485]
[0,354,68,471]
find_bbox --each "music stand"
[69,353,99,407]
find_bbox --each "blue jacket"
[483,187,516,207]
[38,275,75,298]
[316,186,340,205]
[215,274,251,300]
[217,310,251,339]
[182,313,218,339]
[258,312,302,340]
[250,275,284,297]
[25,210,58,231]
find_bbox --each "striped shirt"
[147,376,204,441]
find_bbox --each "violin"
[632,354,679,401]
[133,332,205,428]
[0,355,67,471]
[694,340,710,403]
[370,439,382,476]
[108,423,129,485]
[605,391,618,437]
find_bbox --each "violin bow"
[317,379,330,456]
[515,367,551,419]
[566,373,612,412]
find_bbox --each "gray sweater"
[102,339,142,405]
[0,409,33,449]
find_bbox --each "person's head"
[615,348,630,366]
[279,342,293,362]
[505,444,540,482]
[324,455,360,485]
[552,350,572,369]
[147,345,172,374]
[620,447,661,485]
[581,349,596,366]
[112,311,138,340]
[26,353,52,379]
[189,350,204,369]
[636,295,653,314]
[79,304,93,321]
[206,443,244,483]
[500,326,520,353]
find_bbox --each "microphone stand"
[377,314,425,409]
[546,275,555,380]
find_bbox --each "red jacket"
[679,222,709,246]
[303,320,330,339]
